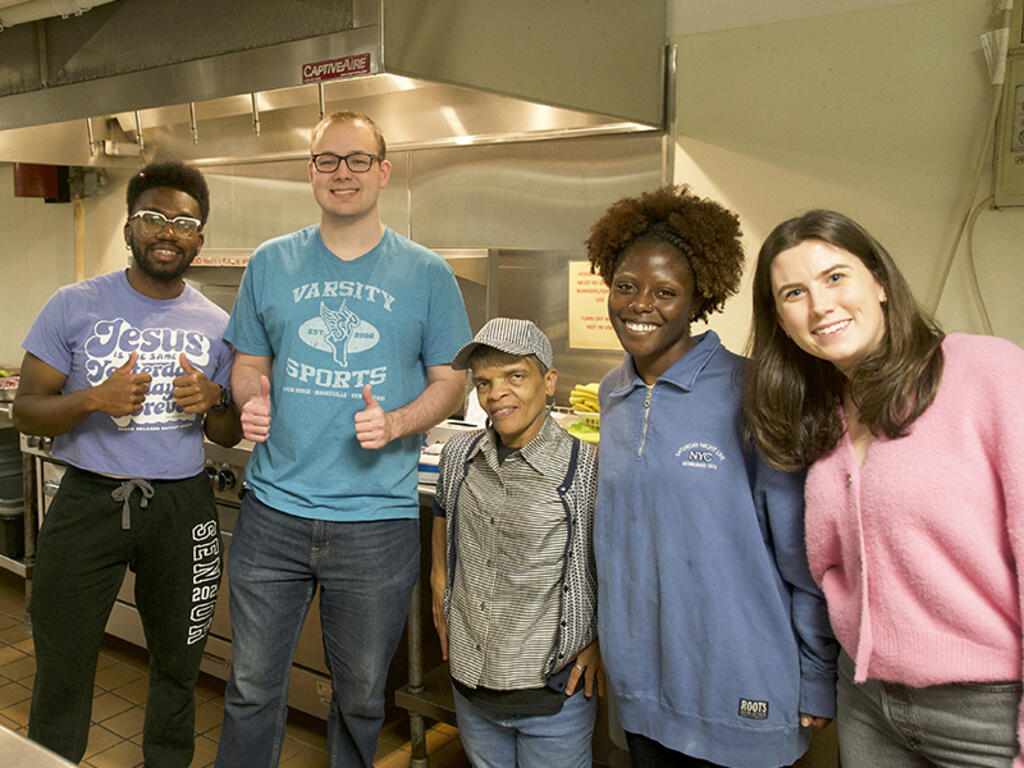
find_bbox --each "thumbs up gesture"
[172,352,221,414]
[354,384,393,449]
[241,374,272,442]
[93,350,152,416]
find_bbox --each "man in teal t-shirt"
[217,110,471,768]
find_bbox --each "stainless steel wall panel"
[39,0,356,88]
[493,251,622,404]
[0,22,40,96]
[409,133,663,250]
[383,0,665,125]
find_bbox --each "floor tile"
[94,663,144,692]
[0,689,31,726]
[0,568,476,768]
[193,699,223,734]
[0,643,28,666]
[278,744,329,768]
[110,676,148,705]
[0,622,28,644]
[102,706,145,739]
[0,680,31,709]
[189,734,218,767]
[90,691,135,723]
[281,710,328,750]
[9,634,34,654]
[0,653,35,682]
[88,738,144,768]
[82,724,123,759]
[193,674,225,703]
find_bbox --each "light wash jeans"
[452,684,597,768]
[215,493,419,768]
[837,651,1020,767]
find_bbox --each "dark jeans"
[626,732,728,768]
[29,467,220,766]
[215,493,420,768]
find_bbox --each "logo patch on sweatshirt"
[675,441,725,470]
[738,698,769,720]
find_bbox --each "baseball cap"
[451,317,554,371]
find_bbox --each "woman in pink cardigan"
[742,209,1024,768]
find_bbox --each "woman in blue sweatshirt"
[586,186,837,768]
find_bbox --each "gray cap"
[451,317,553,371]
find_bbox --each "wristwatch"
[209,384,231,413]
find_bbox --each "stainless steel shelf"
[0,553,31,578]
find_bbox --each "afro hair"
[585,185,745,323]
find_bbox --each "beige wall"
[0,164,75,367]
[673,0,1024,354]
[0,165,133,365]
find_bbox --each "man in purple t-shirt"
[13,161,241,767]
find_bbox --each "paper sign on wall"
[568,261,620,350]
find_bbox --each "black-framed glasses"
[129,210,202,238]
[311,152,378,174]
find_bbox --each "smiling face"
[470,355,557,449]
[308,118,391,224]
[124,186,204,289]
[608,240,697,385]
[771,238,888,376]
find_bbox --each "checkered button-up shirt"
[435,416,598,690]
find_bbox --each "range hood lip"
[0,27,385,133]
[0,0,665,166]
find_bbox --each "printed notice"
[568,261,619,350]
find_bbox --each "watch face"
[211,385,231,412]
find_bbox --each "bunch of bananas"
[569,383,600,413]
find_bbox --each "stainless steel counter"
[0,724,76,767]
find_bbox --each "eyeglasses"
[129,210,202,238]
[311,152,379,174]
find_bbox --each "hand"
[430,568,448,660]
[354,385,393,449]
[92,350,151,416]
[172,352,221,414]
[241,375,272,442]
[564,640,605,698]
[800,713,833,729]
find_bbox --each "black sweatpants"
[29,466,222,767]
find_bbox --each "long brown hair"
[742,210,944,471]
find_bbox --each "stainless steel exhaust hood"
[0,0,665,167]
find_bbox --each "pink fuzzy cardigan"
[805,333,1024,698]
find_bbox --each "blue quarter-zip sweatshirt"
[596,331,837,768]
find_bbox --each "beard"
[129,235,197,282]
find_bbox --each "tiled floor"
[0,568,470,767]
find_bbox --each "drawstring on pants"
[111,478,155,530]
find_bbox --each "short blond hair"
[310,110,387,159]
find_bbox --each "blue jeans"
[837,651,1020,767]
[215,493,419,768]
[452,684,597,768]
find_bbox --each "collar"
[607,330,722,399]
[467,413,565,476]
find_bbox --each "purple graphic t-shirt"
[22,270,233,479]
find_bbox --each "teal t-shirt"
[226,226,470,521]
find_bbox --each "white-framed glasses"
[129,210,202,238]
